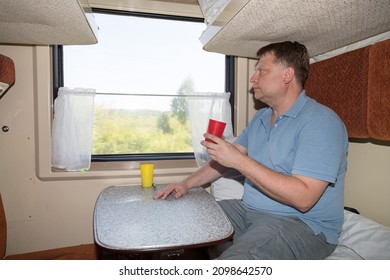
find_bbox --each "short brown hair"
[257,41,309,87]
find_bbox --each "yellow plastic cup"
[140,163,154,187]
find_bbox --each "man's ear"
[283,67,295,84]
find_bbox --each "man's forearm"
[184,160,227,189]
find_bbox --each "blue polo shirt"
[236,91,348,244]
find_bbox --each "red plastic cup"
[206,119,226,143]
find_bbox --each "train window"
[54,9,233,162]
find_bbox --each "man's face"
[250,52,287,104]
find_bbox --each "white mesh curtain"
[198,0,231,24]
[51,87,95,171]
[186,92,234,167]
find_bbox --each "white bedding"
[326,210,390,260]
[211,177,390,260]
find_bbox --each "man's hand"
[202,133,245,169]
[153,182,189,200]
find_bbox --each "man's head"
[256,41,309,88]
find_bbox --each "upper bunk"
[198,0,390,141]
[198,0,390,61]
[0,0,98,45]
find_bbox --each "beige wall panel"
[345,142,390,227]
[0,46,35,222]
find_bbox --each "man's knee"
[218,229,295,260]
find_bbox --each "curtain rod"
[93,92,229,98]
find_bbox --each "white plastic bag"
[186,92,234,167]
[51,87,95,171]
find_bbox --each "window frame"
[52,8,235,162]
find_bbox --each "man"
[154,41,348,259]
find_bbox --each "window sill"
[40,159,198,181]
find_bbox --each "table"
[93,184,233,258]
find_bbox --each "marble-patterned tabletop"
[93,184,234,252]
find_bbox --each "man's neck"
[271,87,302,118]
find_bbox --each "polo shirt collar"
[259,90,309,126]
[284,90,309,119]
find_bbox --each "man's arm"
[153,158,228,199]
[234,155,328,212]
[204,133,328,212]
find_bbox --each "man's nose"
[250,72,258,83]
